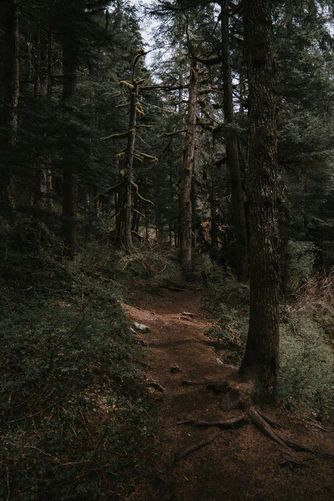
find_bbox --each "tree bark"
[0,0,20,208]
[221,0,248,281]
[179,59,198,273]
[210,185,219,253]
[239,0,280,403]
[33,24,53,210]
[61,39,76,258]
[123,81,139,251]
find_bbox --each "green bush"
[0,213,66,289]
[203,270,248,364]
[283,240,317,291]
[279,314,334,421]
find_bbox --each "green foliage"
[279,313,334,421]
[283,240,317,291]
[116,243,183,290]
[202,267,248,364]
[0,213,66,289]
[203,266,249,309]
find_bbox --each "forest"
[0,0,334,499]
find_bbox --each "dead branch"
[179,414,247,429]
[147,382,165,392]
[132,208,145,218]
[163,129,187,137]
[131,181,154,206]
[100,131,130,141]
[94,180,125,201]
[141,84,188,92]
[134,151,158,163]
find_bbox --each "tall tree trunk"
[0,0,20,208]
[179,59,198,273]
[61,42,76,258]
[33,24,53,210]
[123,81,139,251]
[221,0,248,281]
[239,0,280,403]
[210,185,219,254]
[47,29,53,99]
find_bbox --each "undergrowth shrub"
[0,239,153,499]
[202,267,248,365]
[116,243,183,289]
[283,240,317,292]
[204,268,334,421]
[278,274,334,420]
[279,315,334,420]
[0,213,66,287]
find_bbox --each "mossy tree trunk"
[61,36,76,259]
[179,59,198,274]
[239,0,280,403]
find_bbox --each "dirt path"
[124,287,334,501]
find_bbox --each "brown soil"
[123,287,334,501]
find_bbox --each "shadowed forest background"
[0,0,334,499]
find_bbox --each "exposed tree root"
[175,405,334,465]
[181,380,208,386]
[173,432,219,465]
[181,379,231,387]
[279,459,309,470]
[283,437,334,459]
[178,415,247,429]
[248,407,334,459]
[256,408,283,429]
[248,407,289,449]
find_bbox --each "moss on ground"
[0,232,154,500]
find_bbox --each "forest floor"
[123,285,334,501]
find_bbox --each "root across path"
[123,288,334,501]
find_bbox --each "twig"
[7,397,67,424]
[173,432,219,465]
[181,380,207,386]
[6,466,10,501]
[178,414,247,429]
